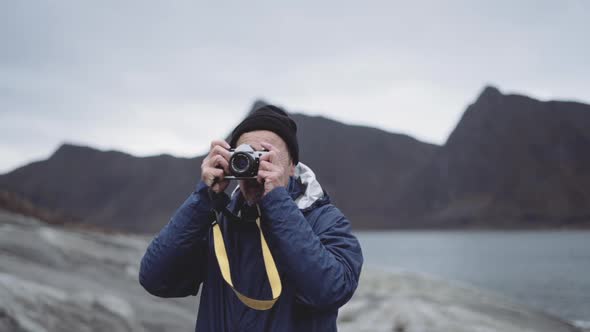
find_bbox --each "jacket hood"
[292,162,328,211]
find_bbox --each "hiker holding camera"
[139,105,363,332]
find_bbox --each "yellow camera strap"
[211,205,282,310]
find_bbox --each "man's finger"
[203,167,220,186]
[260,150,278,164]
[206,167,224,179]
[211,145,231,161]
[210,139,230,150]
[205,153,221,168]
[259,160,278,172]
[210,168,224,183]
[213,155,230,173]
[257,169,271,180]
[260,142,279,153]
[256,173,265,184]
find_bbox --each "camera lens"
[230,153,252,175]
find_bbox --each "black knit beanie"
[229,105,299,165]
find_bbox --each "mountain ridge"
[1,86,589,232]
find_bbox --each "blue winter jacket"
[139,163,363,331]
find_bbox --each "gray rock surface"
[339,269,583,332]
[0,211,197,331]
[0,210,584,331]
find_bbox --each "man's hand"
[201,140,231,193]
[257,142,290,197]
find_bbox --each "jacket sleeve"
[259,187,364,310]
[139,180,212,298]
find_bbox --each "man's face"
[236,130,294,204]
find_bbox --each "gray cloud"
[1,0,589,173]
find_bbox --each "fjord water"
[355,230,590,324]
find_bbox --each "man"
[139,105,363,332]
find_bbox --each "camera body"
[226,144,269,179]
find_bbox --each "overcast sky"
[1,0,589,174]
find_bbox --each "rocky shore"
[339,269,583,332]
[0,210,585,332]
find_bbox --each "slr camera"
[225,144,269,179]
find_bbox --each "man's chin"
[240,182,264,204]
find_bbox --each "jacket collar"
[229,162,330,215]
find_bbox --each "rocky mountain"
[1,86,589,231]
[292,113,438,227]
[391,86,590,228]
[0,144,201,233]
[0,106,436,232]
